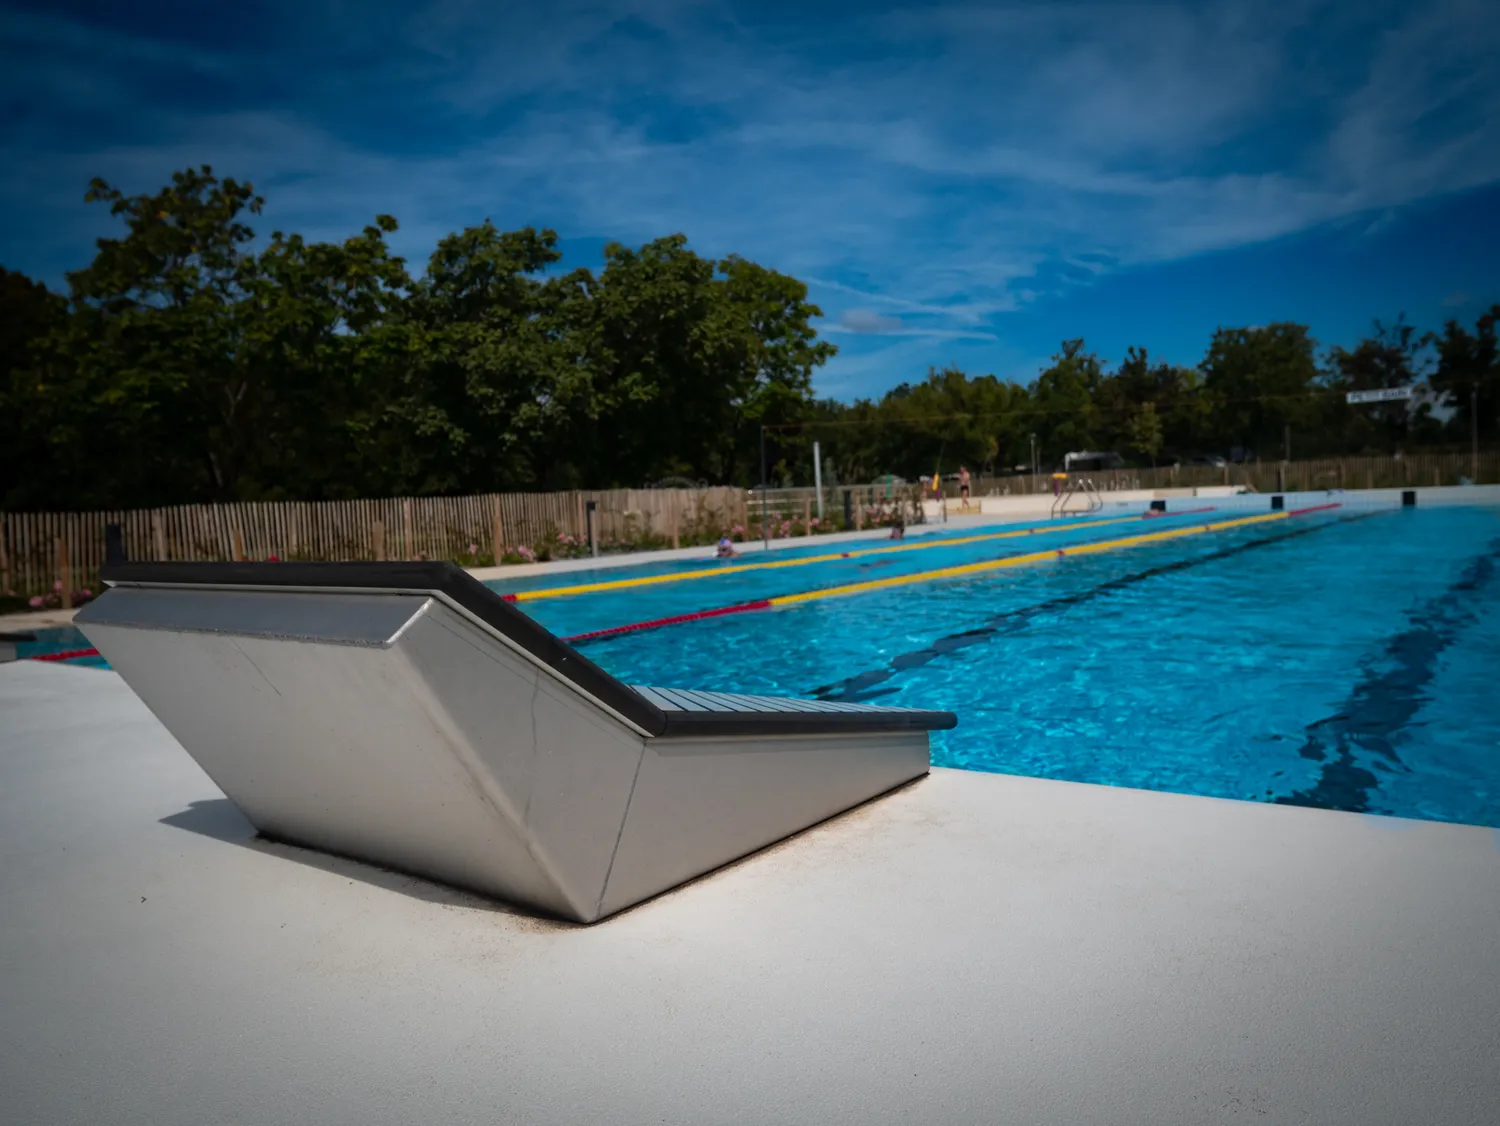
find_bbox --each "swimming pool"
[21,503,1500,828]
[504,502,1500,829]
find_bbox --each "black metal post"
[760,424,769,549]
[842,488,852,529]
[585,500,598,558]
[104,523,126,565]
[1473,384,1480,481]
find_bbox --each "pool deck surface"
[4,659,1499,1125]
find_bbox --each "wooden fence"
[973,451,1500,497]
[1,487,747,601]
[3,453,1496,600]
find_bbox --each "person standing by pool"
[958,466,971,510]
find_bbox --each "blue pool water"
[23,506,1500,827]
[508,504,1500,828]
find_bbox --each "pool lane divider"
[28,647,101,662]
[563,600,774,643]
[563,503,1341,644]
[504,507,1220,604]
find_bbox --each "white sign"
[1346,386,1414,405]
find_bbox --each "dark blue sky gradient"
[1,0,1496,398]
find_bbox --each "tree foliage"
[2,166,1493,510]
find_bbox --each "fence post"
[802,497,811,535]
[105,523,126,565]
[586,500,599,558]
[491,495,504,563]
[372,520,386,562]
[0,517,9,596]
[671,495,680,550]
[813,441,824,520]
[57,537,72,610]
[403,499,414,560]
[231,526,246,562]
[843,489,852,529]
[1366,466,1374,491]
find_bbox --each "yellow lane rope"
[767,510,1298,607]
[508,512,1172,603]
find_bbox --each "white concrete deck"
[4,659,1498,1125]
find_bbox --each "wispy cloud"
[835,309,903,334]
[824,307,1000,341]
[1,0,1496,394]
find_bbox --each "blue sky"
[2,0,1498,400]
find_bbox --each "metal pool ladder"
[1052,477,1103,517]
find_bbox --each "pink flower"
[267,555,280,563]
[28,595,43,608]
[53,580,63,592]
[79,589,92,598]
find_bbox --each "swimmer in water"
[715,535,739,558]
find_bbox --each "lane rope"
[564,504,1340,643]
[28,647,101,662]
[769,504,1339,607]
[505,507,1218,604]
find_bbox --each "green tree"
[1323,318,1429,454]
[390,222,584,494]
[31,166,417,507]
[1429,304,1500,451]
[585,236,832,487]
[1030,339,1105,467]
[0,268,69,509]
[1126,402,1164,464]
[1099,346,1207,460]
[7,163,1486,519]
[28,166,274,507]
[1200,324,1320,460]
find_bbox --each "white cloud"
[823,308,999,341]
[2,0,1497,394]
[836,308,903,334]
